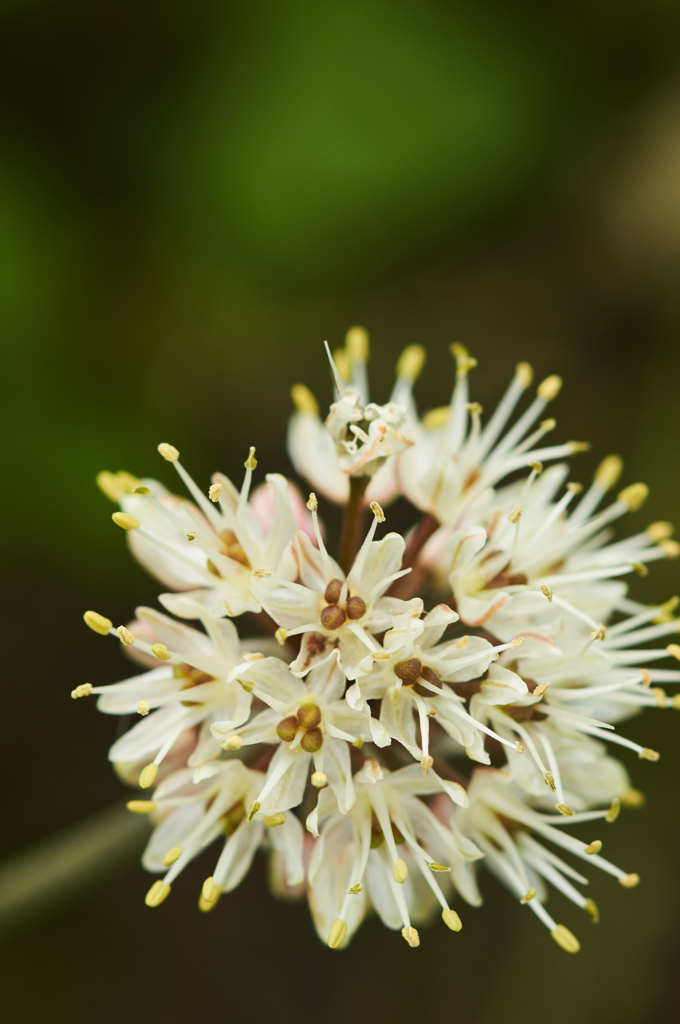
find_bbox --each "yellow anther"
[515,361,533,388]
[139,763,158,789]
[618,482,649,511]
[151,643,172,661]
[306,492,318,512]
[346,326,369,362]
[632,562,648,577]
[544,772,556,792]
[186,531,196,542]
[370,501,385,523]
[551,924,580,953]
[290,383,319,415]
[401,925,420,948]
[541,584,553,602]
[538,374,562,401]
[275,627,288,646]
[263,813,286,827]
[244,446,258,471]
[117,625,135,646]
[112,511,139,531]
[441,908,462,932]
[584,898,600,923]
[97,470,139,502]
[455,636,469,649]
[585,840,602,855]
[348,883,363,894]
[540,417,557,432]
[652,687,667,707]
[421,755,433,773]
[328,918,347,949]
[647,521,674,543]
[673,695,680,710]
[556,803,573,817]
[145,880,171,908]
[132,485,150,495]
[654,595,679,622]
[508,507,521,524]
[520,888,537,904]
[248,802,261,821]
[157,443,179,462]
[638,748,660,762]
[126,800,156,814]
[208,483,222,502]
[429,863,450,873]
[422,406,450,430]
[566,482,583,495]
[590,625,606,642]
[393,858,408,883]
[397,344,426,381]
[661,540,680,558]
[222,735,243,751]
[529,460,543,474]
[641,669,652,687]
[622,787,645,808]
[70,683,93,700]
[162,845,182,867]
[311,770,328,788]
[605,798,621,823]
[450,343,477,375]
[534,683,548,697]
[466,401,483,416]
[568,441,591,454]
[511,636,523,647]
[619,873,640,889]
[332,347,351,382]
[667,643,680,660]
[137,700,150,716]
[594,455,623,490]
[83,610,113,636]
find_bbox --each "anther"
[516,362,533,388]
[618,482,649,511]
[275,627,288,646]
[619,873,640,888]
[328,918,347,949]
[346,595,367,620]
[117,625,135,646]
[157,443,179,462]
[585,840,602,855]
[638,748,660,762]
[584,898,600,923]
[397,345,426,381]
[306,492,318,512]
[139,763,158,789]
[521,888,536,904]
[311,771,328,788]
[112,511,139,531]
[641,669,652,687]
[667,643,680,660]
[162,845,182,867]
[291,383,319,415]
[556,803,573,816]
[451,343,477,376]
[145,880,171,908]
[222,735,243,750]
[622,788,645,808]
[393,858,408,883]
[83,610,113,636]
[441,908,462,932]
[647,521,674,542]
[370,501,385,523]
[264,814,286,827]
[401,925,420,948]
[429,863,450,872]
[137,700,150,716]
[346,326,369,362]
[538,375,562,401]
[71,683,93,699]
[244,446,257,471]
[605,798,621,823]
[320,604,346,630]
[595,454,623,490]
[550,924,580,953]
[126,800,155,814]
[348,883,363,894]
[151,643,172,661]
[541,585,553,601]
[323,578,343,604]
[300,728,323,753]
[276,716,299,743]
[208,483,222,502]
[297,704,322,730]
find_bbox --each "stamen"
[71,683,93,699]
[83,610,113,635]
[112,511,139,531]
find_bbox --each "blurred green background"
[2,1,680,1020]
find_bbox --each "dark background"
[2,2,680,1021]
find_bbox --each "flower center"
[320,577,367,630]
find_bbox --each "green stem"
[338,476,369,573]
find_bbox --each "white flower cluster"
[75,329,679,953]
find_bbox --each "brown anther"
[394,658,423,686]
[276,715,299,742]
[324,578,344,604]
[346,595,367,620]
[300,727,323,753]
[297,703,322,730]
[320,604,346,630]
[419,666,441,686]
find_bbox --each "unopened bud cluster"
[75,330,678,953]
